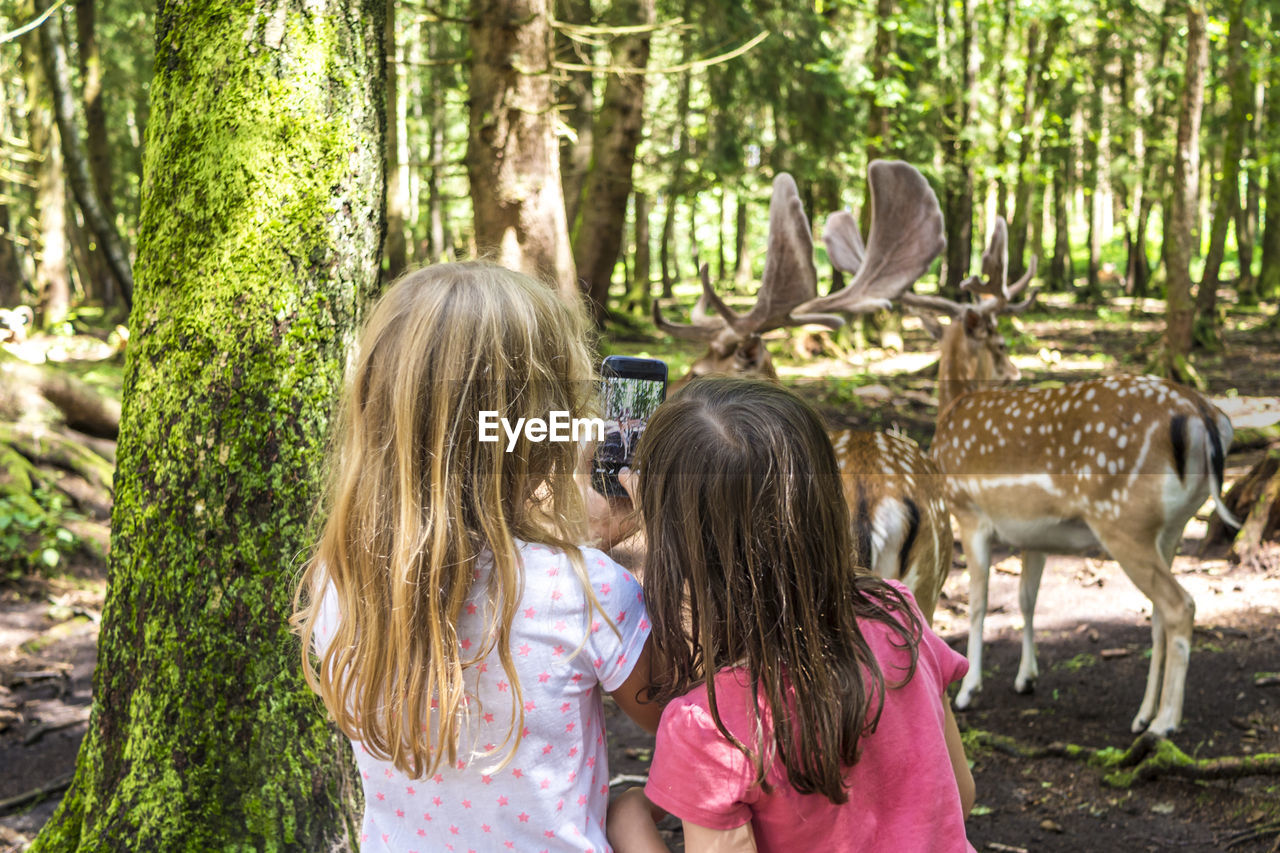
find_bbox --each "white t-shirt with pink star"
[315,541,651,852]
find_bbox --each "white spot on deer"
[1073,429,1081,443]
[1097,451,1108,467]
[1108,460,1118,475]
[1085,388,1096,401]
[1109,426,1117,439]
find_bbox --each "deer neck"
[935,324,977,425]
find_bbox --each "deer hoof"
[1014,675,1037,694]
[954,683,980,710]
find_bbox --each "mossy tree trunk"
[29,1,385,850]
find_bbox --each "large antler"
[652,173,843,346]
[959,217,1040,314]
[793,161,946,317]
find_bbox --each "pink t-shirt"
[645,581,973,853]
[315,542,650,852]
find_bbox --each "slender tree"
[1195,0,1250,347]
[573,0,656,324]
[1162,0,1207,378]
[384,0,407,280]
[29,0,385,848]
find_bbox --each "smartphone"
[591,356,668,497]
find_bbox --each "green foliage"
[0,487,81,581]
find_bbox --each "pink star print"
[616,610,627,622]
[553,644,565,656]
[640,618,650,630]
[375,792,385,801]
[396,809,404,818]
[462,799,472,808]
[406,786,415,795]
[482,774,492,785]
[542,744,553,755]
[498,680,508,691]
[524,607,536,617]
[554,620,567,632]
[525,701,536,712]
[484,712,495,723]
[538,671,550,683]
[483,824,491,833]
[433,796,443,806]
[498,795,509,806]
[551,590,562,600]
[518,643,532,656]
[600,583,611,594]
[466,603,478,614]
[512,769,524,779]
[518,812,531,823]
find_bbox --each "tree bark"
[573,0,655,325]
[424,21,449,262]
[383,0,407,281]
[467,0,577,299]
[1162,2,1207,377]
[556,0,595,229]
[1194,0,1249,348]
[28,0,385,848]
[19,9,70,328]
[1009,17,1063,281]
[74,0,116,306]
[38,5,133,309]
[942,0,976,294]
[1259,44,1280,300]
[625,191,651,311]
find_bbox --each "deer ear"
[962,307,984,335]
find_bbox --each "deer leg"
[1100,530,1196,736]
[1014,550,1047,694]
[954,522,993,710]
[1133,609,1166,733]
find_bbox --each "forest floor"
[2,294,1279,851]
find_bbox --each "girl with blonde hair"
[293,262,658,851]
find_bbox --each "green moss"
[29,2,385,850]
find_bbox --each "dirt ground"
[2,298,1278,851]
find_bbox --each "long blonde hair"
[293,262,598,778]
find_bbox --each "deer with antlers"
[880,218,1238,736]
[654,162,954,621]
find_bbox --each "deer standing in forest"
[654,162,954,621]
[882,218,1238,736]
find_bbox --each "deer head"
[900,217,1040,414]
[656,162,946,388]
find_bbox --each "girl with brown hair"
[609,378,974,852]
[292,262,659,851]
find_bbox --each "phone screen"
[592,357,667,497]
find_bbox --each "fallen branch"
[0,771,74,814]
[964,729,1280,787]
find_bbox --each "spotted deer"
[901,218,1238,736]
[655,162,954,622]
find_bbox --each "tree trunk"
[573,0,655,325]
[383,0,407,281]
[557,0,595,229]
[74,0,116,306]
[28,0,385,848]
[1080,14,1108,302]
[942,0,976,294]
[1236,72,1264,304]
[39,5,133,309]
[1009,17,1063,281]
[1195,0,1249,348]
[626,191,651,311]
[991,0,1014,222]
[424,21,449,263]
[467,0,577,298]
[1162,2,1207,378]
[730,190,748,287]
[865,0,896,164]
[20,11,71,328]
[1259,47,1280,299]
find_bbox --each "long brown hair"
[292,262,602,778]
[636,377,922,804]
